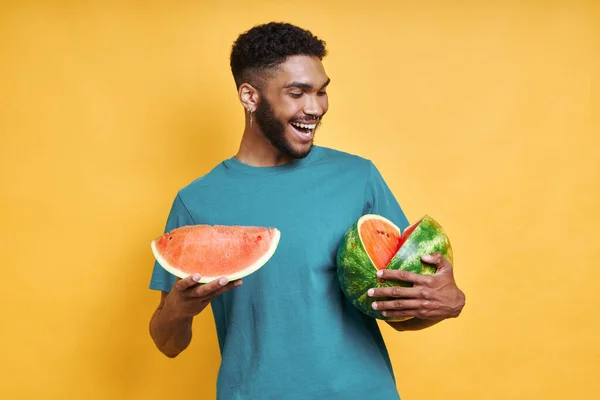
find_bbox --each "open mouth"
[290,121,317,140]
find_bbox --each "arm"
[368,253,465,331]
[361,163,465,329]
[149,291,193,357]
[149,274,242,358]
[386,317,447,332]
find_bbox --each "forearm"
[149,304,193,358]
[386,318,444,331]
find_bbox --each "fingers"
[379,310,419,319]
[372,299,421,311]
[200,280,243,301]
[421,252,450,271]
[377,252,452,284]
[367,286,421,298]
[377,269,431,285]
[174,274,202,292]
[371,298,437,319]
[189,277,243,298]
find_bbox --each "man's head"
[230,22,330,159]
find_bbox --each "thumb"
[174,273,202,291]
[421,252,449,272]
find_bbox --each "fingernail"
[219,277,229,285]
[372,302,378,310]
[234,280,243,287]
[382,311,388,317]
[192,274,201,282]
[376,271,383,277]
[367,289,374,296]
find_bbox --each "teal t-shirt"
[149,146,410,400]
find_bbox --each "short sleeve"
[149,193,195,292]
[364,161,410,231]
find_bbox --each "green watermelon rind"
[389,216,453,275]
[151,227,281,284]
[337,214,453,322]
[336,214,399,320]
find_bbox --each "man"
[149,22,465,399]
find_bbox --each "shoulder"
[174,161,229,201]
[313,145,374,170]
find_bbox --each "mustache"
[290,116,321,123]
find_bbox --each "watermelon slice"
[151,224,281,283]
[357,216,402,271]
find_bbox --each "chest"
[186,172,367,286]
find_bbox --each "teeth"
[291,122,316,130]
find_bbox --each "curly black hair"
[230,22,327,89]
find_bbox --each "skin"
[236,55,330,166]
[149,55,465,357]
[372,252,466,331]
[149,275,242,358]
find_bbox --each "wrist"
[386,317,443,331]
[452,289,466,318]
[162,292,194,325]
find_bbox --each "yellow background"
[1,1,598,399]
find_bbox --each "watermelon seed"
[377,278,387,284]
[169,237,172,240]
[375,229,390,238]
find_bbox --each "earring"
[248,109,254,128]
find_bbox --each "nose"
[303,94,325,118]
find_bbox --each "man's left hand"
[368,252,465,320]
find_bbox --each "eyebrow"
[283,78,331,90]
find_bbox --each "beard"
[254,95,316,160]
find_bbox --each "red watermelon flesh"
[151,224,280,283]
[359,219,401,270]
[398,219,420,249]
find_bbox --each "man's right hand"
[164,274,243,319]
[150,273,242,357]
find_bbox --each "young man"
[149,22,465,399]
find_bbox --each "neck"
[235,125,294,167]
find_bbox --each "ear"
[238,83,260,113]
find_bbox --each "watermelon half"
[151,224,281,283]
[336,214,453,321]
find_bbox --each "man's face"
[254,55,330,159]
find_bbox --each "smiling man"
[232,28,330,164]
[149,22,465,400]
